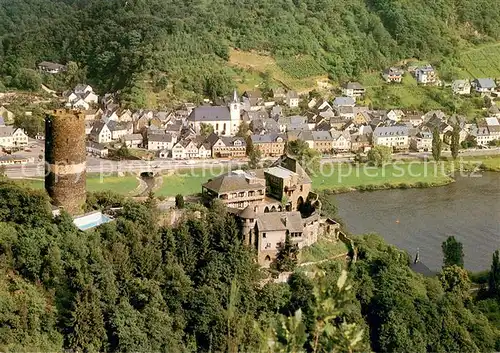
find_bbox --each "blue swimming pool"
[73,212,112,231]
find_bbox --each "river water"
[334,172,500,272]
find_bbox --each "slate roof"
[474,78,496,89]
[123,134,143,141]
[203,171,265,194]
[38,61,65,70]
[0,126,14,137]
[251,133,286,144]
[344,82,364,90]
[148,133,173,142]
[312,131,333,141]
[107,120,131,132]
[188,106,231,122]
[256,211,303,232]
[373,126,409,137]
[333,97,355,106]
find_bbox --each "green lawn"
[311,162,453,191]
[16,174,139,195]
[155,168,228,197]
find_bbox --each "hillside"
[0,0,499,102]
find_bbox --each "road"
[4,143,499,179]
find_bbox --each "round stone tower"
[45,109,86,215]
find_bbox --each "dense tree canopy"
[0,181,498,351]
[1,0,499,96]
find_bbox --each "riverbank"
[152,155,499,196]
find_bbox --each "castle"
[202,155,340,266]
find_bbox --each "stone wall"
[45,109,86,215]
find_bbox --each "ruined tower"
[45,109,86,215]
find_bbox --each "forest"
[0,0,499,100]
[0,180,499,352]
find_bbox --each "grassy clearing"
[312,162,453,192]
[276,56,325,79]
[155,168,228,197]
[228,49,328,93]
[16,174,139,195]
[300,237,348,264]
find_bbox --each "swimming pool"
[73,211,113,231]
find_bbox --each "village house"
[484,117,500,141]
[147,133,176,151]
[278,115,308,133]
[108,121,133,141]
[341,82,366,98]
[122,134,143,148]
[86,141,108,158]
[331,131,351,151]
[415,65,437,85]
[89,121,112,144]
[85,121,94,135]
[0,126,29,148]
[472,126,495,146]
[350,133,371,152]
[272,88,286,102]
[452,80,471,95]
[353,111,372,125]
[172,140,201,159]
[208,134,246,158]
[250,134,286,157]
[242,90,264,111]
[373,126,409,150]
[387,110,405,122]
[332,96,356,108]
[285,91,300,108]
[38,61,66,74]
[65,84,99,108]
[487,105,500,118]
[336,106,355,119]
[472,78,497,94]
[382,67,403,83]
[410,132,433,152]
[311,131,334,153]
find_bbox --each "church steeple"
[232,89,238,103]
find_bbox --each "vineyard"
[457,43,500,78]
[277,56,326,79]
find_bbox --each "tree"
[273,234,299,272]
[236,121,250,137]
[442,236,464,268]
[200,123,214,138]
[248,148,261,169]
[439,265,471,298]
[286,140,320,174]
[175,194,184,209]
[0,165,6,178]
[367,145,392,167]
[115,142,131,160]
[450,124,460,160]
[489,250,500,299]
[432,127,442,162]
[13,68,41,91]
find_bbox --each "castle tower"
[45,109,87,215]
[229,89,241,135]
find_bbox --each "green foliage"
[489,250,500,300]
[175,194,185,209]
[432,127,442,162]
[286,140,320,174]
[367,145,392,166]
[450,124,461,160]
[3,0,498,98]
[277,57,325,79]
[199,123,214,138]
[12,68,41,91]
[442,235,465,268]
[273,234,299,273]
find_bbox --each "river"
[334,172,500,272]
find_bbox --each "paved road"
[5,147,499,179]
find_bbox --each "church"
[187,91,241,136]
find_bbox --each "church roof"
[188,106,231,122]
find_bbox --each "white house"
[331,131,351,151]
[341,82,365,98]
[108,121,133,141]
[472,78,497,94]
[373,126,409,150]
[0,127,29,148]
[86,141,109,158]
[410,132,433,152]
[90,122,112,144]
[452,80,471,95]
[387,110,405,122]
[415,65,437,85]
[72,98,90,110]
[285,91,299,108]
[122,134,143,148]
[38,61,66,74]
[147,133,176,151]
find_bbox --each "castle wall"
[45,109,87,215]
